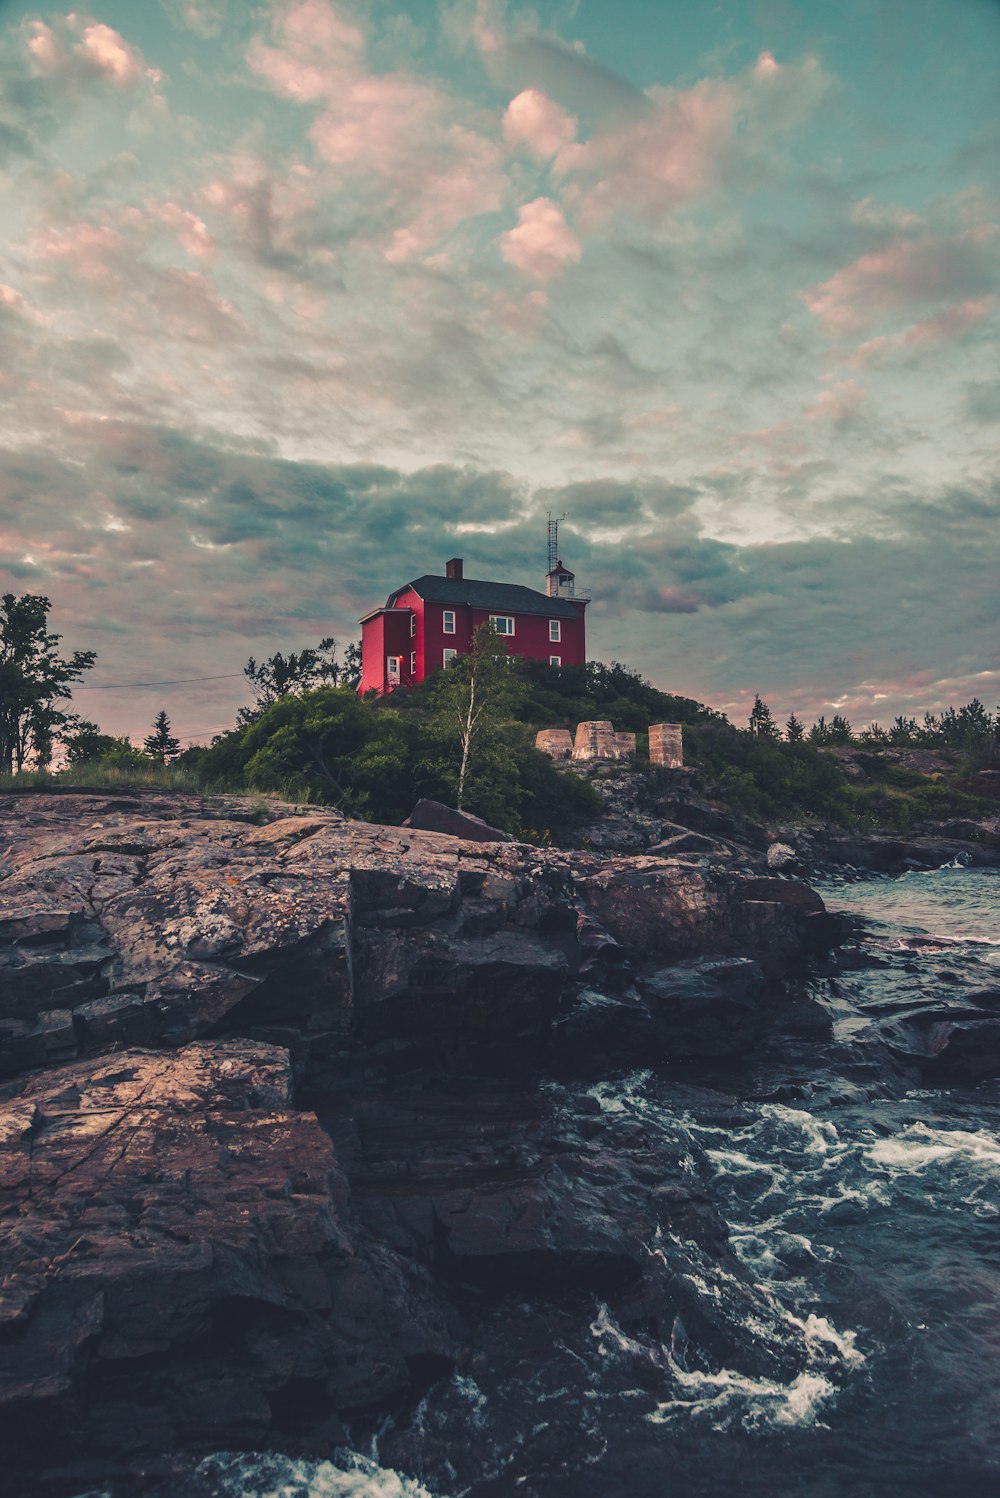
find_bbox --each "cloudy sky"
[1,0,997,743]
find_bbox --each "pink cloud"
[29,222,126,283]
[502,89,577,157]
[78,23,159,85]
[247,0,366,102]
[804,379,866,426]
[309,73,443,172]
[247,2,503,261]
[556,78,736,223]
[553,53,828,225]
[500,198,581,280]
[0,284,47,324]
[803,226,998,333]
[200,159,320,265]
[149,202,216,259]
[383,127,505,264]
[849,196,923,232]
[152,270,243,345]
[851,296,997,365]
[25,16,161,88]
[490,288,550,335]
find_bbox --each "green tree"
[785,714,804,742]
[889,716,919,745]
[64,720,121,765]
[239,637,346,727]
[240,687,417,820]
[144,709,181,763]
[748,694,780,739]
[0,595,96,773]
[341,641,363,690]
[828,714,854,745]
[425,622,522,810]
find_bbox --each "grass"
[0,764,328,810]
[1,763,209,793]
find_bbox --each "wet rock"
[886,1013,1000,1083]
[640,957,769,1060]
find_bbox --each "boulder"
[766,841,799,870]
[403,799,514,842]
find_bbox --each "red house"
[359,556,589,695]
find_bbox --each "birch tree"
[428,622,521,810]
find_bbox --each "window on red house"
[387,656,401,685]
[443,610,456,633]
[410,614,417,637]
[490,615,515,635]
[443,648,458,666]
[549,619,561,642]
[549,655,561,668]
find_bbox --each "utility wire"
[77,673,244,690]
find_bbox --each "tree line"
[2,593,996,835]
[748,693,999,760]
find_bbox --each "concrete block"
[535,729,573,761]
[649,723,683,768]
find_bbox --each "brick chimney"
[445,557,464,580]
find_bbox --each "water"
[150,866,1000,1498]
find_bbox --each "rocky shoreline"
[0,785,996,1495]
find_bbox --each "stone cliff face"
[0,793,841,1492]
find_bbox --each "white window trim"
[549,655,561,667]
[490,614,515,636]
[410,651,417,674]
[549,619,561,642]
[442,610,456,634]
[443,648,458,666]
[410,614,417,637]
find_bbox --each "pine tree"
[748,694,780,739]
[144,709,180,763]
[785,714,804,742]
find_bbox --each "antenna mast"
[547,510,565,574]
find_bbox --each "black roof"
[392,574,583,619]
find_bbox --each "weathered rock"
[0,1043,455,1481]
[0,792,844,1491]
[0,794,831,1082]
[402,799,513,842]
[574,859,837,976]
[767,841,799,870]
